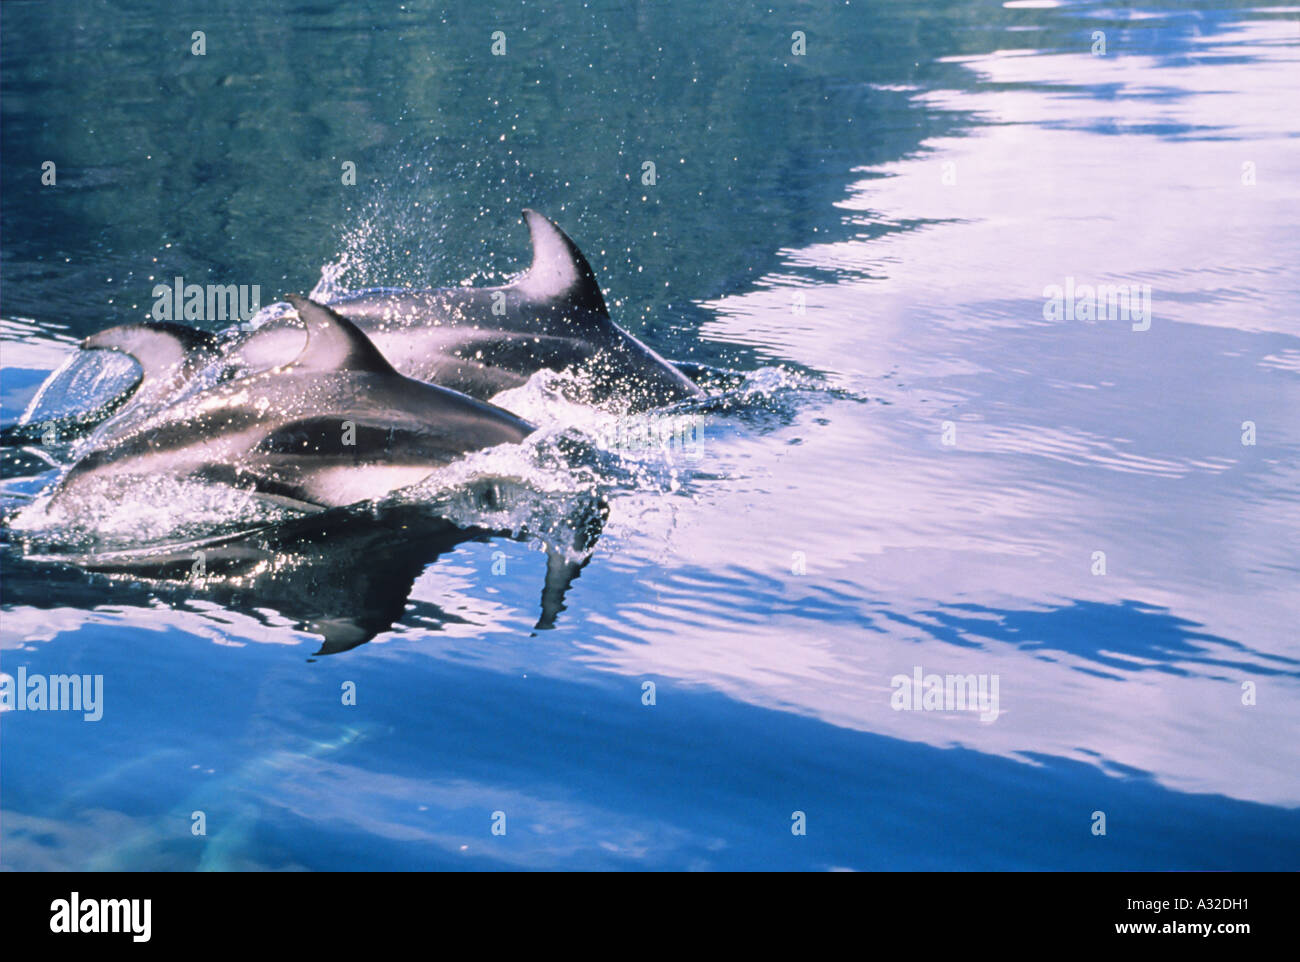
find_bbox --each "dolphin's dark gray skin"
[46,296,535,511]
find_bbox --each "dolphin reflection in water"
[5,493,608,654]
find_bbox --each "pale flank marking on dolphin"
[0,322,221,446]
[511,208,610,315]
[81,321,220,384]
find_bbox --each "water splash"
[308,254,353,304]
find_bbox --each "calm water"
[2,0,1298,870]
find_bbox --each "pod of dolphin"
[36,210,704,514]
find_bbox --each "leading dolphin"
[45,296,534,512]
[223,210,702,408]
[331,209,704,409]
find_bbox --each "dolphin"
[329,209,704,409]
[45,295,534,512]
[197,210,703,408]
[0,322,220,447]
[0,211,703,450]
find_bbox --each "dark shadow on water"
[583,559,1296,681]
[1,500,605,655]
[886,598,1300,679]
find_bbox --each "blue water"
[2,0,1298,870]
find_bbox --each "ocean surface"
[2,0,1298,870]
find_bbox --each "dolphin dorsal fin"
[285,295,396,374]
[511,209,610,317]
[82,322,217,381]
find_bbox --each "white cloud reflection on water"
[568,14,1300,805]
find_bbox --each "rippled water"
[2,0,1298,870]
